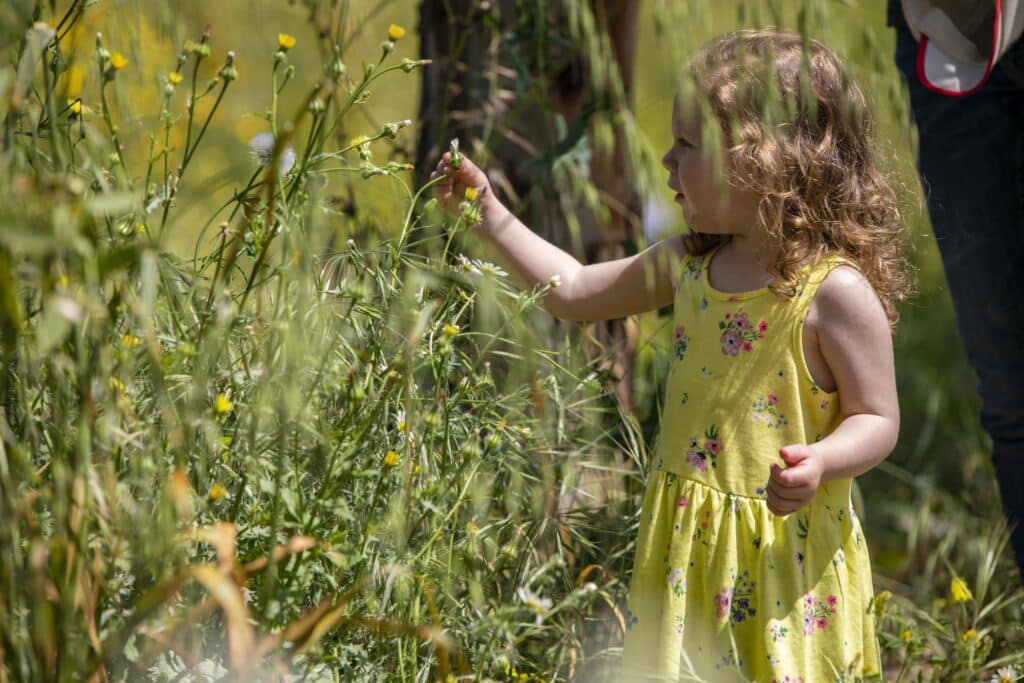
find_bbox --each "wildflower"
[121,334,140,349]
[465,521,480,534]
[278,33,296,51]
[108,377,126,393]
[548,274,561,288]
[396,410,407,435]
[949,576,973,603]
[214,393,233,414]
[992,666,1018,683]
[443,323,459,338]
[67,98,82,115]
[464,186,479,202]
[249,132,296,175]
[208,483,228,501]
[472,259,508,278]
[218,51,237,82]
[900,629,912,644]
[455,254,481,275]
[168,71,183,84]
[496,419,507,431]
[961,628,977,642]
[388,24,406,41]
[384,450,400,467]
[516,587,552,625]
[109,52,128,70]
[382,119,411,138]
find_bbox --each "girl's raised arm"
[431,152,688,322]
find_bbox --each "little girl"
[431,29,909,681]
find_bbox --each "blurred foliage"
[0,0,1021,681]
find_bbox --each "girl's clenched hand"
[429,151,493,219]
[766,444,825,516]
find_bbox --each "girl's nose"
[661,149,674,172]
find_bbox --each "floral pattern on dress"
[666,567,687,598]
[717,569,757,623]
[719,311,768,355]
[686,425,722,471]
[802,592,838,635]
[752,393,788,428]
[673,324,691,361]
[681,257,703,281]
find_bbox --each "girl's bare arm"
[431,151,690,322]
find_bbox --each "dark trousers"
[894,25,1024,576]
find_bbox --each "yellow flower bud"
[208,483,228,501]
[214,393,233,414]
[464,186,479,201]
[384,450,400,467]
[278,33,296,51]
[109,52,127,70]
[168,71,183,84]
[949,576,973,603]
[388,24,406,41]
[443,323,459,338]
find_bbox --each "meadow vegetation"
[0,1,1021,681]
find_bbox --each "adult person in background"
[889,0,1024,577]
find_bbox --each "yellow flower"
[443,323,459,338]
[961,628,976,642]
[900,629,912,644]
[384,450,400,467]
[464,186,479,201]
[109,52,127,70]
[214,393,233,414]
[168,71,183,84]
[496,418,507,431]
[388,24,406,41]
[208,483,228,501]
[466,521,480,534]
[108,377,125,393]
[278,33,296,51]
[67,99,82,115]
[350,135,370,148]
[949,576,973,603]
[121,334,140,349]
[412,463,420,475]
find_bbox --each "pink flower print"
[741,341,753,352]
[716,587,732,619]
[686,425,721,471]
[768,393,778,405]
[724,312,731,320]
[721,330,740,356]
[803,611,814,635]
[728,295,738,302]
[827,594,837,607]
[686,449,707,472]
[733,312,751,331]
[816,617,828,629]
[758,320,768,334]
[678,496,689,507]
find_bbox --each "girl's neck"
[709,234,776,292]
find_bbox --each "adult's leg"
[894,26,1024,576]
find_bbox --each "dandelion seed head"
[249,132,296,175]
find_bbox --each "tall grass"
[1,1,1022,681]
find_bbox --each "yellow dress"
[619,247,881,682]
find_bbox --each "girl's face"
[661,95,760,236]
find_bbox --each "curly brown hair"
[687,29,913,326]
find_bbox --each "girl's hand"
[429,150,493,218]
[766,444,825,516]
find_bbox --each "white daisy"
[472,258,508,278]
[992,666,1018,683]
[454,253,480,275]
[516,586,552,625]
